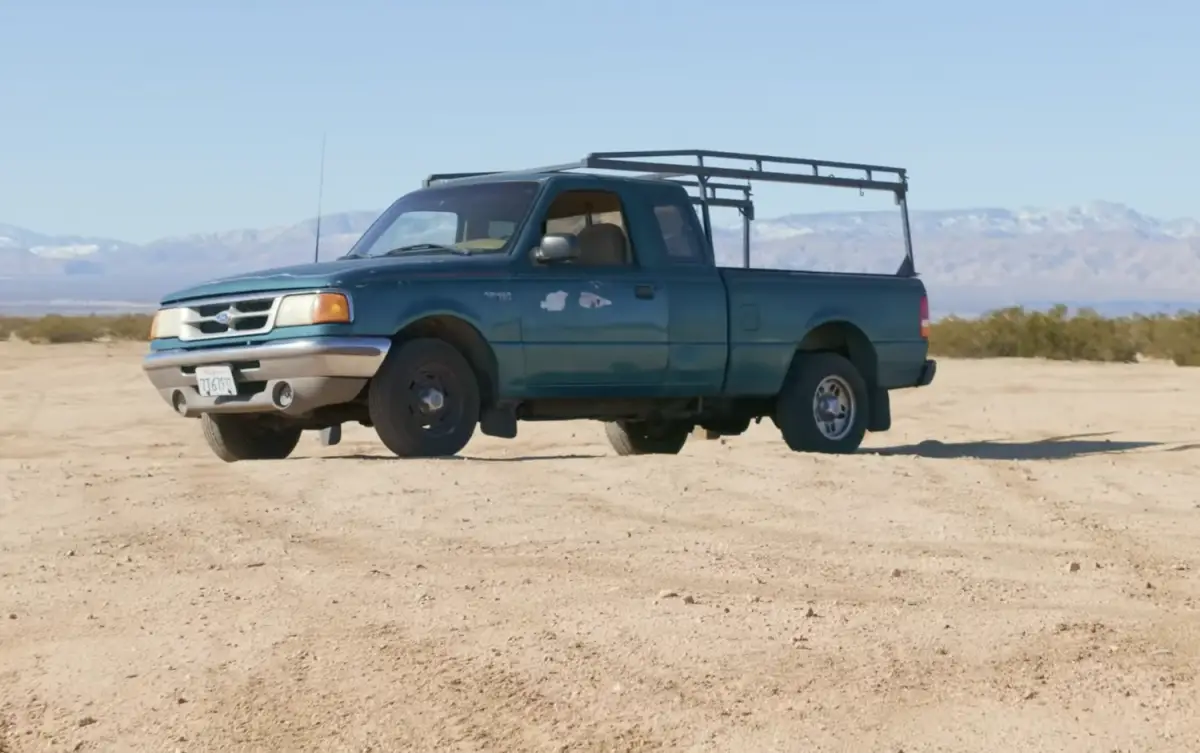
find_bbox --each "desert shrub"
[102,313,155,341]
[16,314,106,343]
[3,307,1199,366]
[3,313,154,344]
[929,305,1200,366]
[0,316,21,341]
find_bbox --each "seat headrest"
[575,222,628,266]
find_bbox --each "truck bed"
[717,267,929,395]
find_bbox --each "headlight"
[149,307,184,339]
[275,292,352,327]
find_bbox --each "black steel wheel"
[368,338,480,458]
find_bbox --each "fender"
[800,308,872,338]
[390,304,505,408]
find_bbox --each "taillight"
[919,295,930,339]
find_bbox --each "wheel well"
[796,321,878,387]
[394,316,499,407]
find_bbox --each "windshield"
[346,181,540,259]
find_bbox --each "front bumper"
[916,358,937,387]
[142,336,391,417]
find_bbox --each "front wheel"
[773,352,869,454]
[605,420,690,456]
[201,414,302,462]
[368,338,480,458]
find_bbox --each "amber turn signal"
[311,292,352,324]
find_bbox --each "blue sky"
[2,0,1196,242]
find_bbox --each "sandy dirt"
[2,341,1200,753]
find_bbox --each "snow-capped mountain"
[2,202,1199,316]
[717,202,1200,240]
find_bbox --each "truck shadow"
[320,453,605,462]
[1166,443,1200,453]
[867,432,1163,461]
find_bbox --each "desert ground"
[2,342,1199,753]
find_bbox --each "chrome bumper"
[142,336,391,417]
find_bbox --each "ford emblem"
[214,309,233,325]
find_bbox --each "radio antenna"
[312,132,327,263]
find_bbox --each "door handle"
[635,284,655,299]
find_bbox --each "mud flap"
[480,403,518,439]
[319,424,342,447]
[868,388,891,433]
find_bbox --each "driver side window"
[535,189,635,267]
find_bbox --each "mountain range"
[2,201,1199,317]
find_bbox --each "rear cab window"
[651,202,707,264]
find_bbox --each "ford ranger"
[142,149,936,461]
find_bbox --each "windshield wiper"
[377,243,471,257]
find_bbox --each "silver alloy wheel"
[811,375,855,440]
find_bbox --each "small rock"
[7,613,15,620]
[1068,562,1081,572]
[657,590,679,599]
[890,568,902,578]
[1022,690,1037,701]
[78,716,97,727]
[682,595,696,605]
[804,606,818,618]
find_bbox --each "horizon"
[5,197,1197,245]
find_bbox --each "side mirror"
[534,233,579,263]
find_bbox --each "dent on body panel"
[534,288,614,313]
[580,279,616,304]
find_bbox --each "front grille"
[178,293,281,341]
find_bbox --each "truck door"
[640,188,729,396]
[515,185,669,395]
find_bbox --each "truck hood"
[160,253,507,304]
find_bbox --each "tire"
[773,352,869,454]
[201,414,302,463]
[605,420,690,456]
[368,338,480,458]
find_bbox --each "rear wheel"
[201,414,302,462]
[774,352,868,454]
[368,338,480,458]
[605,420,690,456]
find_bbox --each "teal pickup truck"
[142,149,935,462]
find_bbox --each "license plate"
[195,365,238,397]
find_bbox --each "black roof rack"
[424,149,906,192]
[422,149,915,275]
